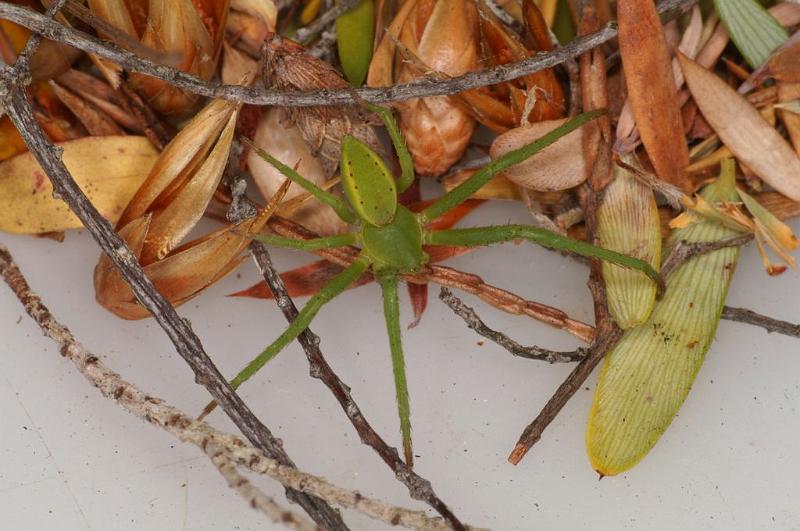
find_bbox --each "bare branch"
[248,244,468,531]
[3,71,346,531]
[295,0,358,45]
[660,235,754,279]
[721,306,800,338]
[439,288,587,363]
[0,243,477,531]
[0,0,697,108]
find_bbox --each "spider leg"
[199,254,371,418]
[425,225,662,288]
[242,137,358,224]
[363,103,415,193]
[255,232,357,251]
[378,274,414,468]
[418,110,603,223]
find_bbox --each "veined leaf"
[679,54,800,201]
[587,164,741,476]
[336,0,376,86]
[598,156,661,329]
[713,0,788,69]
[0,136,158,234]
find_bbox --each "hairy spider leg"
[419,110,604,223]
[199,255,370,419]
[379,274,414,467]
[425,226,661,285]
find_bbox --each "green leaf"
[587,162,741,476]
[553,0,576,44]
[713,0,787,68]
[336,0,375,86]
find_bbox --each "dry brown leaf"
[617,0,692,192]
[490,118,587,191]
[679,54,800,201]
[778,82,800,154]
[0,136,158,234]
[50,82,124,136]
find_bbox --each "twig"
[249,245,468,531]
[0,243,473,531]
[508,326,622,464]
[3,63,346,531]
[0,0,697,107]
[660,235,754,279]
[439,288,587,363]
[220,155,467,529]
[309,28,338,60]
[295,0,358,45]
[203,443,317,531]
[721,306,800,338]
[508,162,622,464]
[266,216,597,342]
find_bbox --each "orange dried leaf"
[617,0,692,192]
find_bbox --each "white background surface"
[1,199,799,531]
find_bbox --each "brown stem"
[248,242,468,531]
[295,0,359,45]
[3,77,347,531]
[660,235,754,279]
[439,288,587,363]
[0,0,697,108]
[721,306,800,338]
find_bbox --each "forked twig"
[0,243,475,531]
[249,244,468,531]
[438,288,587,363]
[0,0,697,108]
[2,39,346,531]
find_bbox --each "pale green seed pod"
[597,155,661,329]
[587,161,741,476]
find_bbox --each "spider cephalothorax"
[206,105,659,467]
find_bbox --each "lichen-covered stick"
[202,107,660,468]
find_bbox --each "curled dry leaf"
[617,0,692,192]
[490,118,586,192]
[369,0,479,176]
[0,136,158,234]
[247,108,347,236]
[679,54,800,201]
[264,35,382,177]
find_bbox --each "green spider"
[207,106,659,467]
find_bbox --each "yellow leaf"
[0,136,158,234]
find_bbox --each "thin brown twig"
[0,243,474,531]
[3,59,346,531]
[248,244,468,531]
[0,0,697,108]
[438,288,587,363]
[507,181,621,465]
[721,306,800,338]
[265,216,597,342]
[295,0,359,45]
[660,235,754,278]
[221,155,467,529]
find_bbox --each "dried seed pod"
[87,0,230,116]
[587,163,741,476]
[95,99,267,319]
[597,155,661,329]
[490,118,586,191]
[247,107,347,236]
[263,35,382,177]
[369,0,479,176]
